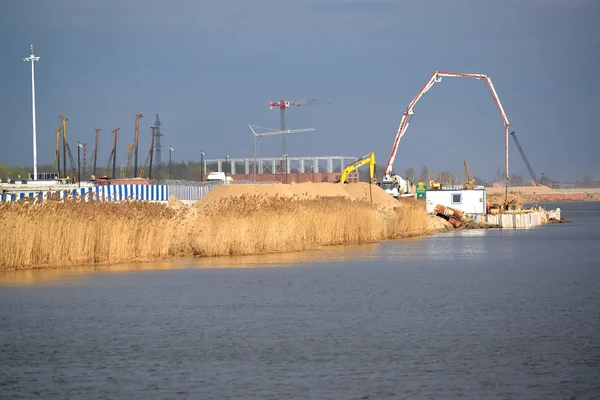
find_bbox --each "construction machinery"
[463,160,475,189]
[509,131,539,186]
[429,180,441,190]
[58,115,68,178]
[336,152,376,184]
[133,114,143,177]
[125,143,135,178]
[54,127,61,177]
[139,127,156,178]
[92,128,102,177]
[268,99,331,168]
[382,71,510,195]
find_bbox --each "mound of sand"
[193,182,400,212]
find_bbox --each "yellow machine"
[337,152,376,184]
[463,160,475,189]
[429,180,441,190]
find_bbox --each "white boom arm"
[384,71,511,183]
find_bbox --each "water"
[1,202,598,399]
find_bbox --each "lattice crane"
[510,131,538,185]
[268,99,331,158]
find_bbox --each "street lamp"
[23,45,40,180]
[225,153,229,175]
[283,154,288,184]
[200,151,205,182]
[169,147,174,179]
[77,142,82,187]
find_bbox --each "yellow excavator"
[463,160,475,189]
[337,152,376,184]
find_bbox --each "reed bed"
[0,195,429,270]
[0,201,177,270]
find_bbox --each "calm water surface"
[1,202,598,399]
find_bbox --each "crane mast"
[58,115,68,178]
[133,114,143,177]
[54,127,61,178]
[268,99,331,162]
[92,128,102,177]
[111,128,119,179]
[384,71,510,186]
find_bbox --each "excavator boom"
[338,152,376,184]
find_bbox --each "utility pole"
[149,126,156,180]
[55,127,61,178]
[77,142,82,186]
[200,151,205,182]
[23,45,40,180]
[112,128,119,179]
[92,128,102,177]
[169,147,174,179]
[134,114,143,177]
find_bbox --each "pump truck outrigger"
[381,71,511,199]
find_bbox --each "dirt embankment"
[1,182,437,271]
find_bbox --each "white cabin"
[425,189,486,215]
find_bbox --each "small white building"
[425,189,486,215]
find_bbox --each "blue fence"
[1,184,168,203]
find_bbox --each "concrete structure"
[204,155,358,176]
[425,189,486,214]
[481,208,561,229]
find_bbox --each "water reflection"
[0,243,380,286]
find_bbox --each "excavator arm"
[338,152,376,184]
[384,71,510,184]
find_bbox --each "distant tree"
[509,173,524,186]
[419,165,429,182]
[583,173,594,185]
[405,168,415,182]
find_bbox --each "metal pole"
[77,142,81,187]
[24,46,40,180]
[200,151,205,182]
[169,148,173,179]
[285,154,288,184]
[253,136,257,182]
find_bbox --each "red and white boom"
[384,71,510,184]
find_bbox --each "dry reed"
[0,195,429,270]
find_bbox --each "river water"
[1,202,598,399]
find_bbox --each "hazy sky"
[1,0,598,181]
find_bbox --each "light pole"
[169,147,174,179]
[23,45,40,180]
[283,154,288,184]
[200,151,205,182]
[225,153,229,175]
[77,142,82,187]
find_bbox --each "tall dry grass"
[179,195,429,257]
[0,196,429,270]
[0,200,178,270]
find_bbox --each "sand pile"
[193,182,400,213]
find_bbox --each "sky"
[1,0,599,181]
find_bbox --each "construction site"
[3,67,589,233]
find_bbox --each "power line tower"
[267,99,331,158]
[153,114,163,178]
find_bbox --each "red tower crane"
[268,99,331,157]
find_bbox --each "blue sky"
[1,0,598,181]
